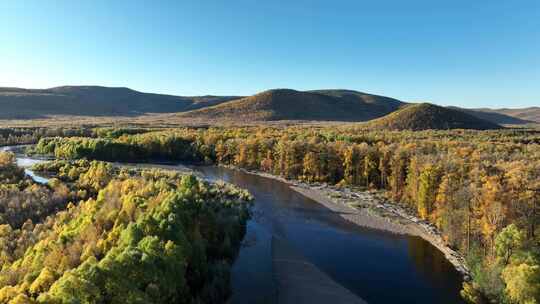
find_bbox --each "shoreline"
[221,165,471,281]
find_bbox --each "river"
[4,146,465,304]
[198,166,465,304]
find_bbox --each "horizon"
[1,1,539,108]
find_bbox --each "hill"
[309,89,404,114]
[1,85,534,125]
[179,89,405,121]
[365,103,502,130]
[449,107,532,125]
[0,86,238,118]
[467,107,540,124]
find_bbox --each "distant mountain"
[365,103,502,130]
[0,86,239,118]
[450,107,532,125]
[179,89,405,121]
[464,107,540,124]
[0,86,534,126]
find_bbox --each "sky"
[0,1,538,108]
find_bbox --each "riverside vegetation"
[32,126,540,304]
[0,150,252,303]
[0,127,93,147]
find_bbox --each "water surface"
[197,166,465,304]
[2,145,49,184]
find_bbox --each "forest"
[0,128,95,147]
[31,126,540,303]
[0,150,251,303]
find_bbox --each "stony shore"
[223,166,471,281]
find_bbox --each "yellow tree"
[389,149,409,202]
[215,142,227,164]
[377,144,392,189]
[505,161,540,239]
[234,142,249,168]
[501,262,540,304]
[363,148,378,188]
[480,175,507,256]
[260,150,274,173]
[342,146,357,185]
[302,152,319,182]
[405,155,421,208]
[433,173,465,246]
[417,164,441,220]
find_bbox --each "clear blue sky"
[1,1,538,108]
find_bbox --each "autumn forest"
[0,125,538,303]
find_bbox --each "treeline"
[0,154,251,303]
[33,126,540,303]
[33,131,207,163]
[0,126,157,148]
[93,127,152,139]
[0,127,96,147]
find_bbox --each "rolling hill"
[179,89,405,121]
[0,86,239,118]
[0,86,535,126]
[364,103,502,130]
[467,107,540,124]
[310,89,404,114]
[449,107,532,125]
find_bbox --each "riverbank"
[221,165,471,281]
[6,141,471,283]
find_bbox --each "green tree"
[495,224,525,265]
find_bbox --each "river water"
[198,166,465,304]
[1,145,50,184]
[5,146,465,304]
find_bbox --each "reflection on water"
[23,168,49,184]
[406,237,464,301]
[2,146,49,184]
[197,166,465,304]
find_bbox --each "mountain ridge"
[467,106,540,124]
[0,86,536,125]
[0,86,240,119]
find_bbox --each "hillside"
[468,107,540,124]
[309,89,404,113]
[0,86,238,118]
[1,85,534,125]
[449,107,532,125]
[365,103,502,130]
[179,89,405,121]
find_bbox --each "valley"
[0,123,538,303]
[3,1,538,303]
